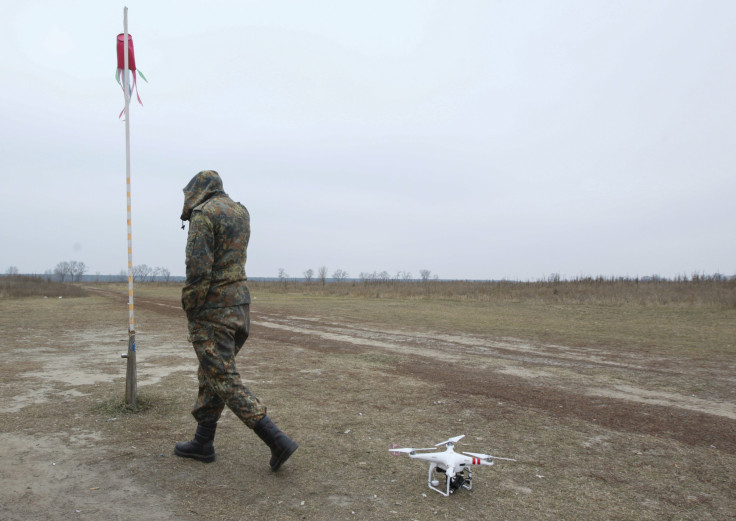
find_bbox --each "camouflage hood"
[180,170,226,222]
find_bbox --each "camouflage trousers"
[187,304,267,429]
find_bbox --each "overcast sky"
[1,0,734,281]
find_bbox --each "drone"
[390,435,515,497]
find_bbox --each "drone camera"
[450,474,466,491]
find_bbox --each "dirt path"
[255,312,736,421]
[250,309,736,454]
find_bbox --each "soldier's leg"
[187,318,227,423]
[192,365,226,423]
[232,304,250,356]
[175,318,225,462]
[194,307,267,429]
[229,306,298,470]
[185,306,296,469]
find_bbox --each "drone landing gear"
[428,464,473,496]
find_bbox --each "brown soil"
[1,286,734,521]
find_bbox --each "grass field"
[1,280,734,520]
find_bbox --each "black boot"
[253,416,298,471]
[174,422,217,463]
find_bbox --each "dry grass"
[252,276,736,307]
[93,275,736,307]
[0,275,87,298]
[93,280,736,357]
[2,284,735,520]
[246,292,736,361]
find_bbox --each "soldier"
[174,170,297,470]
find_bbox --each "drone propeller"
[390,447,436,455]
[435,434,465,447]
[463,451,517,462]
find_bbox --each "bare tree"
[6,266,19,276]
[132,264,152,283]
[303,268,314,283]
[318,266,328,286]
[160,267,171,283]
[55,261,70,282]
[70,261,87,282]
[332,268,348,282]
[420,269,432,282]
[69,261,79,281]
[278,268,288,284]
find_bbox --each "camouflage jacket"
[180,170,251,313]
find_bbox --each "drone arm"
[463,451,517,463]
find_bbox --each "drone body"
[391,435,515,496]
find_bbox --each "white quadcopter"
[390,435,515,496]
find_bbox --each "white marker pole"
[121,6,137,407]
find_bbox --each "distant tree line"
[279,266,340,285]
[9,262,175,283]
[276,267,439,284]
[53,261,88,282]
[278,266,350,284]
[126,264,172,283]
